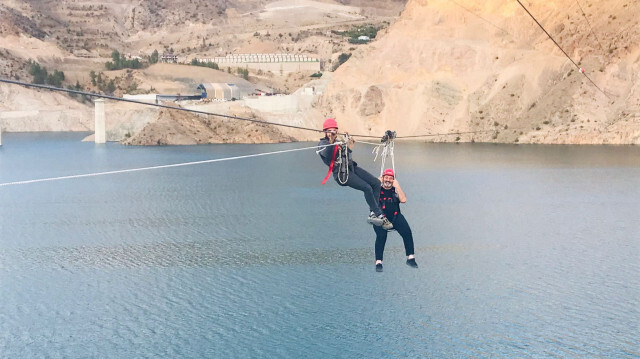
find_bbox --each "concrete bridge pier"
[94,99,105,144]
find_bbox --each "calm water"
[1,133,638,358]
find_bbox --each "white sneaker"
[366,212,384,226]
[381,217,393,230]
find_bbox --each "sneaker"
[376,263,383,272]
[366,212,384,226]
[406,258,418,268]
[381,217,393,230]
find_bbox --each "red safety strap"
[321,145,340,185]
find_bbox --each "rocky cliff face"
[319,0,640,144]
[0,84,93,132]
[122,105,296,145]
[2,0,638,145]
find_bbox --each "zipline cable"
[574,0,606,55]
[0,78,325,134]
[449,0,511,36]
[514,0,611,99]
[0,142,341,188]
[0,77,499,140]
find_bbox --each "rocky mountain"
[319,0,639,144]
[0,0,404,141]
[1,0,638,145]
[0,0,403,57]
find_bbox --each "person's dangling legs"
[393,213,417,268]
[373,225,388,272]
[352,165,382,206]
[338,165,382,216]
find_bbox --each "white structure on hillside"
[206,53,319,64]
[197,53,320,74]
[197,83,241,100]
[161,53,178,63]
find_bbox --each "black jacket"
[317,137,357,175]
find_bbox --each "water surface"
[1,133,638,358]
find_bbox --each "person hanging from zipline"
[317,118,393,230]
[374,168,417,272]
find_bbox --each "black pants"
[374,213,414,261]
[336,165,383,216]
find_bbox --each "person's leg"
[352,165,382,205]
[393,213,415,257]
[338,167,383,216]
[374,225,388,263]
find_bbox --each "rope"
[379,140,395,177]
[356,140,382,146]
[0,77,496,140]
[367,131,397,177]
[395,130,492,139]
[449,0,511,36]
[0,142,338,188]
[574,0,606,55]
[514,0,611,99]
[0,78,325,134]
[0,78,525,143]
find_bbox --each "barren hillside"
[122,106,296,145]
[1,0,638,145]
[319,0,640,144]
[0,0,403,142]
[0,0,403,57]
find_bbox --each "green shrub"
[149,50,159,64]
[332,53,351,71]
[28,61,48,84]
[28,60,65,87]
[190,58,219,70]
[105,50,144,70]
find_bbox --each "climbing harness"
[321,130,396,185]
[318,134,352,185]
[335,134,351,185]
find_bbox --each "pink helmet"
[322,118,338,130]
[383,168,395,178]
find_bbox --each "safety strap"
[372,130,396,177]
[321,144,340,185]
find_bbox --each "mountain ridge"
[318,0,639,144]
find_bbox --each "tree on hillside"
[89,70,97,86]
[28,61,47,84]
[111,50,121,63]
[236,67,249,80]
[332,53,352,71]
[67,81,90,103]
[46,70,65,87]
[28,61,65,87]
[190,58,219,70]
[106,80,116,94]
[106,50,143,70]
[150,50,159,64]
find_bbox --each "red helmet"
[322,118,338,130]
[383,168,395,178]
